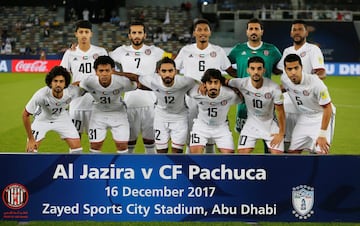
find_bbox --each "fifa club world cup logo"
[2,183,29,210]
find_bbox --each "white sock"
[90,149,101,153]
[144,143,156,154]
[117,149,129,154]
[69,147,82,154]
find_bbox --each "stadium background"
[0,1,360,225]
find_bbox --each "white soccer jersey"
[281,72,331,114]
[277,42,325,73]
[25,85,81,121]
[175,43,231,82]
[80,75,137,112]
[140,74,195,121]
[60,45,108,111]
[110,44,164,107]
[189,86,242,126]
[228,77,283,122]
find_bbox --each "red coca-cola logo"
[12,60,61,73]
[15,60,48,72]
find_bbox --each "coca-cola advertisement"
[12,60,61,73]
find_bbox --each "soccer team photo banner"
[1,154,359,222]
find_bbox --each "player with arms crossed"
[281,54,334,154]
[22,66,82,153]
[110,21,169,154]
[60,20,108,139]
[276,20,331,151]
[228,18,282,153]
[189,69,243,154]
[138,57,196,153]
[80,56,137,153]
[175,18,236,153]
[226,56,285,154]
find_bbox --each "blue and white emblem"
[292,185,314,219]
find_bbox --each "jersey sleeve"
[139,74,154,89]
[25,89,42,114]
[315,79,331,106]
[174,48,184,71]
[60,50,70,70]
[309,46,325,71]
[273,84,284,105]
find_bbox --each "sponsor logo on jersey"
[188,54,194,58]
[73,57,78,61]
[292,185,314,219]
[2,183,29,210]
[241,51,247,55]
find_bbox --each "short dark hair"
[45,66,71,88]
[156,57,176,71]
[128,21,146,34]
[75,20,92,31]
[284,54,302,67]
[201,68,225,85]
[247,18,264,30]
[292,19,307,29]
[248,56,265,67]
[193,18,210,31]
[94,55,115,70]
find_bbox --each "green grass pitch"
[0,73,359,226]
[0,72,359,154]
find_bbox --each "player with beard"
[228,18,282,153]
[138,57,196,153]
[188,69,243,154]
[281,54,334,154]
[276,20,333,152]
[175,18,236,154]
[110,21,169,154]
[61,20,108,141]
[22,66,82,153]
[226,56,285,154]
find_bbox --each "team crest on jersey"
[303,90,310,96]
[221,100,227,105]
[199,54,205,58]
[210,51,217,58]
[264,92,272,99]
[83,56,89,60]
[300,51,306,57]
[292,185,314,219]
[145,49,151,55]
[93,54,99,59]
[263,50,269,56]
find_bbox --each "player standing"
[175,18,236,153]
[228,18,282,154]
[189,69,242,154]
[80,56,137,153]
[226,56,285,154]
[60,20,108,139]
[110,21,168,154]
[281,54,334,154]
[138,57,196,153]
[22,66,82,153]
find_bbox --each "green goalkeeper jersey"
[228,42,282,79]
